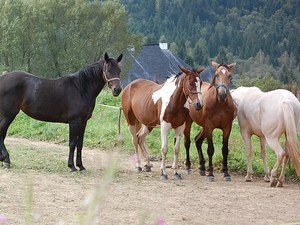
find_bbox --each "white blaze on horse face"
[152,76,177,122]
[196,77,202,101]
[221,69,227,75]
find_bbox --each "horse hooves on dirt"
[186,169,192,175]
[70,168,78,172]
[2,162,10,169]
[223,176,232,181]
[270,178,278,187]
[160,174,168,180]
[135,166,142,173]
[143,165,151,172]
[276,181,284,187]
[174,173,183,180]
[207,176,215,182]
[199,170,206,176]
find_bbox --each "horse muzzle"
[216,84,229,103]
[193,100,203,111]
[112,86,122,96]
[217,93,227,103]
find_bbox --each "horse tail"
[282,101,300,176]
[117,106,123,143]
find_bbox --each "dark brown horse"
[122,67,204,180]
[0,53,123,171]
[184,61,236,181]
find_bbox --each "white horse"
[231,86,300,187]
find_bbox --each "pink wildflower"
[157,217,166,225]
[0,214,7,224]
[133,153,139,163]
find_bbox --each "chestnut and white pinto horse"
[231,86,300,187]
[121,67,204,180]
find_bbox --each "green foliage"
[233,74,283,91]
[0,0,142,77]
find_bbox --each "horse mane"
[76,60,105,93]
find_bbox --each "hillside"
[121,0,300,83]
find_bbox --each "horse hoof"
[223,176,232,181]
[143,165,151,172]
[207,176,214,182]
[174,173,183,180]
[70,167,78,172]
[186,169,192,175]
[135,166,142,173]
[276,181,284,187]
[79,166,86,171]
[160,174,168,180]
[199,170,206,176]
[2,162,10,169]
[264,176,270,182]
[245,178,252,182]
[270,178,278,187]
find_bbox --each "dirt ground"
[1,137,300,225]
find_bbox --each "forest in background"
[0,0,142,77]
[0,0,299,90]
[121,0,300,89]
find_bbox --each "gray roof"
[125,44,191,84]
[124,43,215,85]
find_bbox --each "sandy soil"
[1,137,300,225]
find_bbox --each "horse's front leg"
[172,124,185,180]
[183,117,193,173]
[160,122,171,180]
[68,123,80,172]
[75,123,87,171]
[206,137,215,181]
[195,131,206,176]
[222,134,231,181]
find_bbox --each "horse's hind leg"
[136,125,151,172]
[266,138,285,187]
[277,141,289,187]
[259,137,270,182]
[129,125,141,172]
[241,129,254,182]
[69,123,81,172]
[195,131,206,176]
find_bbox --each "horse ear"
[117,53,123,63]
[104,52,110,63]
[228,63,236,70]
[197,67,205,74]
[211,61,219,69]
[178,66,189,74]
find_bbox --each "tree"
[0,0,142,77]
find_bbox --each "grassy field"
[6,89,299,181]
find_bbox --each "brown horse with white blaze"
[184,61,236,181]
[122,67,204,180]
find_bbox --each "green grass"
[5,88,300,181]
